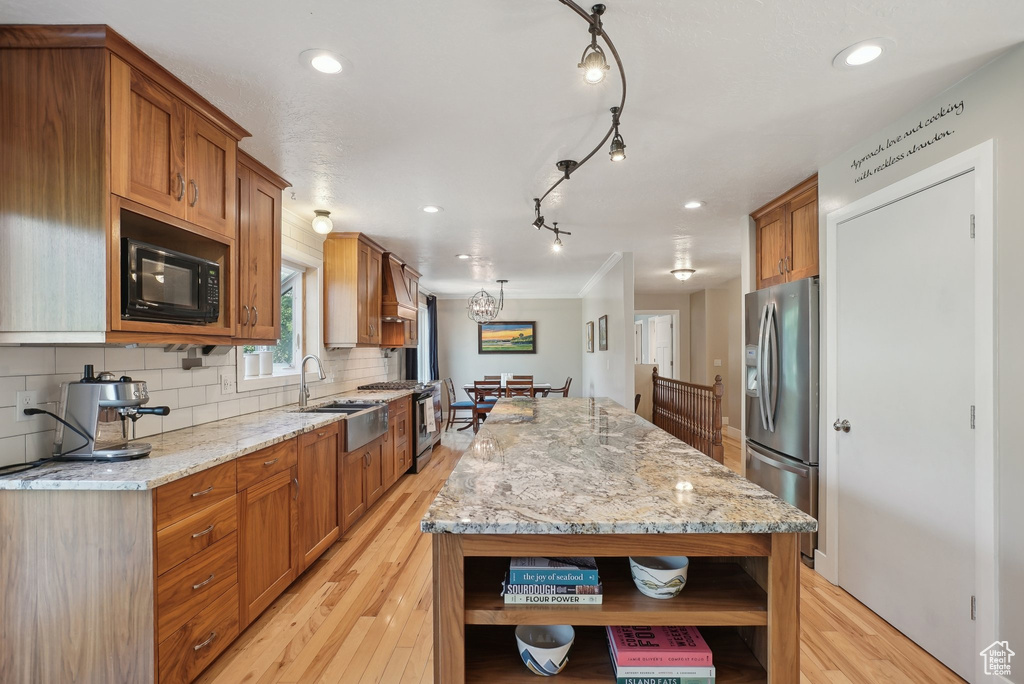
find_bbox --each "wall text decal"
[850,100,965,183]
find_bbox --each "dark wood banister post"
[712,374,724,464]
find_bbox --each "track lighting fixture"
[528,2,627,252]
[608,106,625,161]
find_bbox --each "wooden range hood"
[381,253,417,322]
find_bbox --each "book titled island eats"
[508,557,600,585]
[607,626,713,667]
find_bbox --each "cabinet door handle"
[317,431,327,438]
[785,256,791,272]
[252,307,259,326]
[191,524,214,539]
[364,452,370,467]
[191,485,214,498]
[293,477,299,500]
[263,457,279,467]
[242,305,250,326]
[175,173,185,201]
[193,632,217,651]
[192,573,215,590]
[778,259,784,275]
[189,179,199,207]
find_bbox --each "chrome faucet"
[298,354,327,407]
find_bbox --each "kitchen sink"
[295,402,388,451]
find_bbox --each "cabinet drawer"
[156,462,236,530]
[235,439,297,491]
[158,583,239,684]
[156,495,237,576]
[156,531,238,642]
[395,407,410,447]
[298,420,340,450]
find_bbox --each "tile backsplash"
[0,345,401,467]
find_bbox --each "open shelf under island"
[421,397,817,683]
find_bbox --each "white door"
[650,315,673,378]
[634,321,643,363]
[836,171,975,679]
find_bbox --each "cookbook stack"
[606,625,715,684]
[501,557,602,604]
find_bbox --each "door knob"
[833,419,851,433]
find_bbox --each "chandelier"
[467,279,507,323]
[529,2,628,251]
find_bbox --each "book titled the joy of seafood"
[508,557,599,585]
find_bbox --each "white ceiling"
[4,0,1024,297]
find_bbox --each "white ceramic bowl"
[628,556,690,599]
[515,624,575,676]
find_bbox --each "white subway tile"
[105,346,147,371]
[162,407,193,432]
[206,384,225,404]
[55,347,106,375]
[217,400,240,420]
[259,393,280,411]
[133,418,162,439]
[161,368,193,390]
[147,389,179,410]
[125,370,163,391]
[0,407,53,438]
[193,403,219,425]
[26,431,54,461]
[0,435,26,467]
[178,386,207,408]
[0,376,26,407]
[239,396,261,415]
[0,347,55,377]
[144,348,179,370]
[26,374,78,404]
[190,366,219,386]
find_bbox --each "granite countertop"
[0,389,413,492]
[421,397,817,535]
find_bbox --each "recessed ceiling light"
[421,205,443,213]
[300,49,345,74]
[672,269,695,281]
[833,38,894,69]
[455,253,472,260]
[683,201,703,209]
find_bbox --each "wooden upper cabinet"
[752,174,819,289]
[185,111,235,237]
[323,233,385,348]
[382,265,421,349]
[236,151,289,343]
[110,56,187,219]
[296,425,341,571]
[111,54,238,238]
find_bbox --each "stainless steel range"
[357,381,441,472]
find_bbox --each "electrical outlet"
[15,390,41,422]
[713,359,723,367]
[221,373,236,395]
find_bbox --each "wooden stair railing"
[651,368,724,463]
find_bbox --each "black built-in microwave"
[121,238,220,325]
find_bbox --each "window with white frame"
[242,261,305,377]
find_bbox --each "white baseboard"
[725,426,741,441]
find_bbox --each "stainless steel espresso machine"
[53,364,170,460]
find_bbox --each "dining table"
[461,382,552,400]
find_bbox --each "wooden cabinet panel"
[382,418,395,489]
[238,467,298,627]
[185,110,236,237]
[340,448,367,532]
[156,495,237,576]
[157,584,239,684]
[297,424,341,570]
[357,241,383,345]
[753,175,818,289]
[156,531,238,642]
[756,207,788,289]
[110,56,186,219]
[155,462,236,530]
[786,187,819,282]
[235,439,296,491]
[406,273,420,346]
[245,173,282,340]
[365,439,385,508]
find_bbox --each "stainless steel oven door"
[413,396,432,457]
[745,441,818,564]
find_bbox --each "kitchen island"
[421,397,817,683]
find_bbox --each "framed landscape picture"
[586,321,594,353]
[598,315,608,351]
[478,321,537,354]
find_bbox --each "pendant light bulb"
[311,210,334,235]
[609,133,626,162]
[579,46,609,84]
[553,236,563,252]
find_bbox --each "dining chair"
[484,375,502,381]
[512,374,534,380]
[634,393,642,412]
[505,378,534,398]
[543,377,572,397]
[444,378,476,431]
[473,381,502,431]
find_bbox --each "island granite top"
[421,397,818,535]
[0,389,413,491]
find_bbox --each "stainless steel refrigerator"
[744,277,819,565]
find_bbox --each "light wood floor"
[198,431,963,684]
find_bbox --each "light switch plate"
[713,359,723,367]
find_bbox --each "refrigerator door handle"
[767,301,779,432]
[748,444,809,476]
[757,303,769,431]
